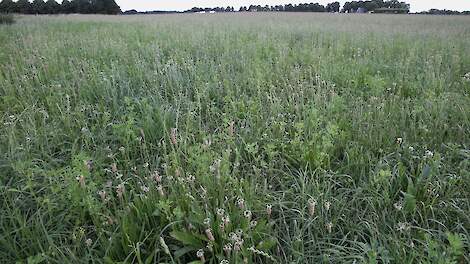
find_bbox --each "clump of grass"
[0,13,15,25]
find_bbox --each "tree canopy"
[0,0,121,14]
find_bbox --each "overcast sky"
[111,0,470,12]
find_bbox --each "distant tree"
[32,0,47,14]
[326,2,340,12]
[239,6,247,12]
[44,0,60,14]
[16,0,33,14]
[74,0,91,14]
[0,0,16,13]
[61,0,73,13]
[100,0,120,14]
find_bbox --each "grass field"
[1,13,469,263]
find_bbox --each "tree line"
[0,0,120,14]
[342,0,409,13]
[181,1,410,14]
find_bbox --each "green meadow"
[0,13,469,263]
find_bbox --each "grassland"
[1,13,469,263]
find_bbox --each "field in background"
[1,13,469,263]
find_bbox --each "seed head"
[217,208,225,217]
[236,197,245,209]
[111,163,118,173]
[266,204,272,218]
[97,190,107,201]
[196,249,205,262]
[157,185,164,196]
[326,222,333,233]
[85,238,93,247]
[152,171,162,183]
[116,183,125,199]
[76,175,85,188]
[170,128,177,145]
[250,220,258,228]
[205,228,215,241]
[243,210,252,220]
[223,243,232,255]
[307,198,317,217]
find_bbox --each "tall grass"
[0,13,469,263]
[0,13,15,25]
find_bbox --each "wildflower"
[85,238,93,247]
[111,163,118,173]
[220,259,229,264]
[324,201,331,211]
[408,146,414,152]
[116,183,125,199]
[243,210,252,221]
[76,175,85,188]
[217,208,225,217]
[119,146,125,152]
[307,198,317,217]
[266,204,272,218]
[325,222,333,233]
[223,243,232,255]
[236,229,243,238]
[205,228,215,241]
[143,162,149,168]
[196,249,205,262]
[203,218,211,226]
[396,137,403,145]
[219,222,225,232]
[236,197,245,209]
[157,185,164,196]
[250,220,258,228]
[170,128,177,145]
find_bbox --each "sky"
[111,0,470,12]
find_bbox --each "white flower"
[425,150,434,158]
[85,238,93,247]
[196,249,205,261]
[243,210,252,220]
[216,208,225,217]
[396,137,403,144]
[394,202,403,211]
[250,220,258,228]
